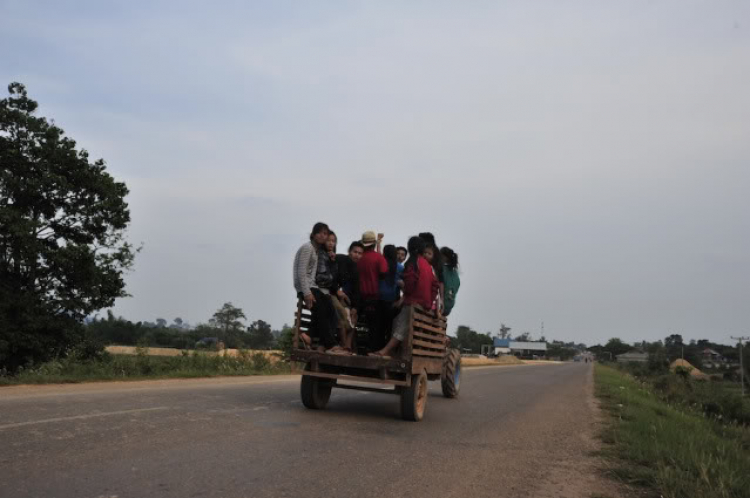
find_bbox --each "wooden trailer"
[290,300,461,421]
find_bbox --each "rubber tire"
[300,364,333,410]
[400,370,428,421]
[441,349,461,398]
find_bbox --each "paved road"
[0,363,617,498]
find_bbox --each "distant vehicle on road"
[290,301,461,421]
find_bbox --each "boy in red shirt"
[369,236,438,358]
[357,231,388,302]
[357,231,392,351]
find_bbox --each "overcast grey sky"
[2,1,749,345]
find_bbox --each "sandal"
[367,352,391,359]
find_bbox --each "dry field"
[461,355,524,367]
[105,346,282,362]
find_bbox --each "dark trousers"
[360,300,397,351]
[311,288,337,349]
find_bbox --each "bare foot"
[326,346,350,355]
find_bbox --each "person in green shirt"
[440,247,461,316]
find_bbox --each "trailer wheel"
[300,364,333,410]
[400,370,428,421]
[441,349,461,398]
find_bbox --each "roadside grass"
[0,350,291,385]
[595,364,750,498]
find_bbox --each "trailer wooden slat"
[302,371,409,386]
[334,383,401,395]
[293,300,303,349]
[290,350,410,371]
[412,339,445,350]
[412,349,445,358]
[412,330,446,343]
[413,309,446,325]
[413,320,446,335]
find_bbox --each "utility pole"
[731,336,749,397]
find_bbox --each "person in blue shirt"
[379,244,403,305]
[373,244,403,348]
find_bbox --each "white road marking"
[0,407,169,430]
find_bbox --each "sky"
[2,0,749,346]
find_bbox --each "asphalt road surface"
[0,362,621,498]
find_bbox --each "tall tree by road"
[0,83,137,373]
[210,302,247,346]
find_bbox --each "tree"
[498,323,511,339]
[665,334,684,348]
[247,320,274,350]
[209,302,247,347]
[514,332,532,342]
[547,342,577,361]
[603,337,631,357]
[276,324,295,358]
[454,325,493,354]
[210,303,246,333]
[664,333,690,363]
[0,83,137,372]
[155,318,167,328]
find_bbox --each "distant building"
[616,351,649,363]
[493,338,547,358]
[700,348,727,369]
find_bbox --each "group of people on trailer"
[293,222,461,358]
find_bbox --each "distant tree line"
[87,302,284,351]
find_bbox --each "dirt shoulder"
[525,365,634,498]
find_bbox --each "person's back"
[442,265,460,315]
[358,248,388,301]
[378,245,402,303]
[403,257,437,310]
[378,261,403,302]
[440,246,460,316]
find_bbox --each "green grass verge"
[0,352,292,386]
[594,364,750,498]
